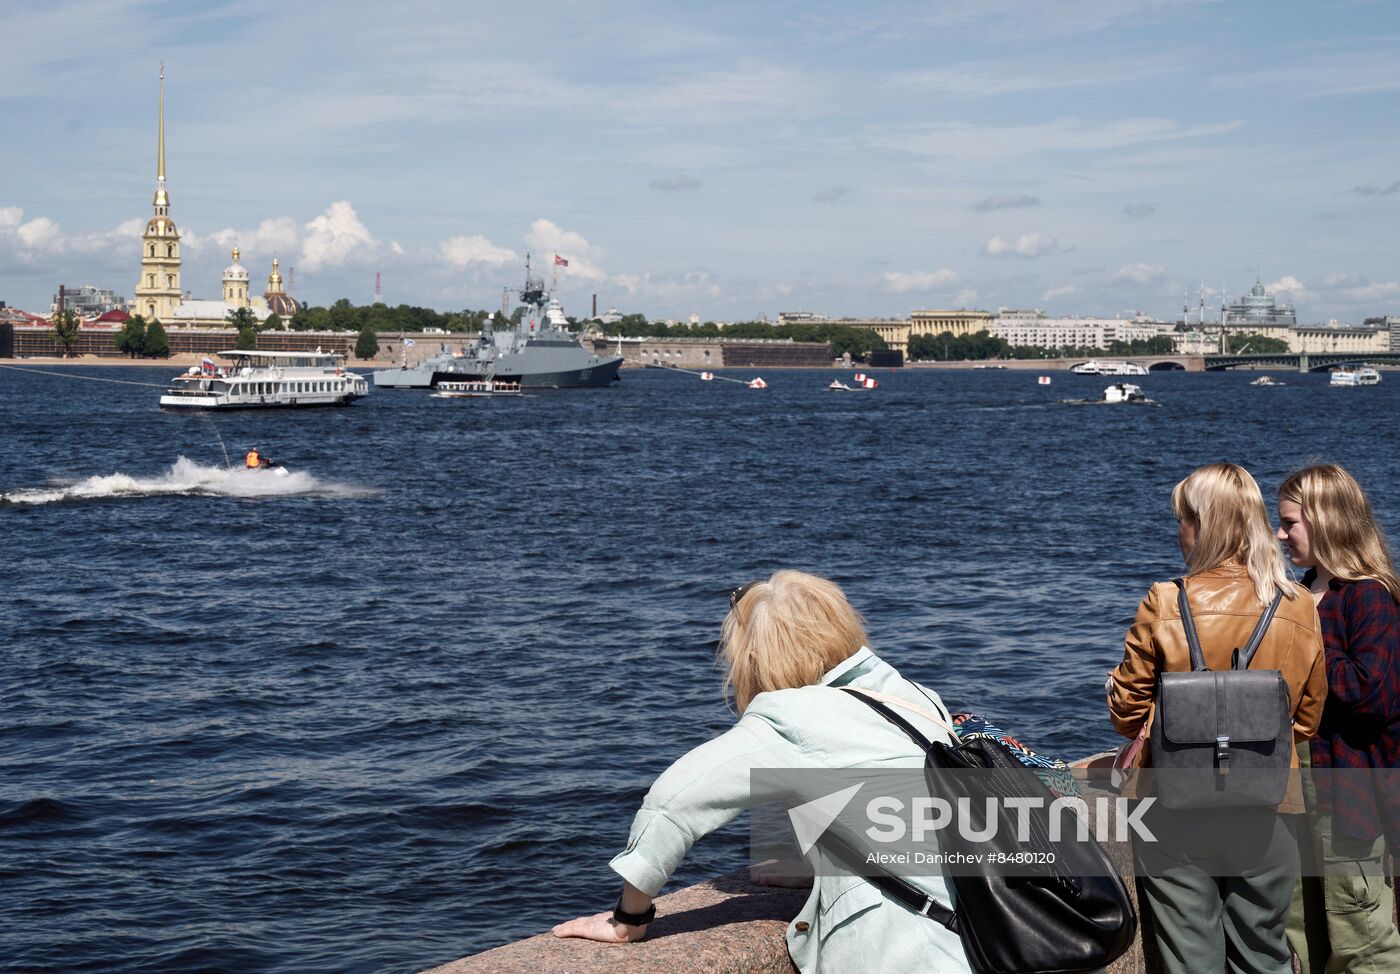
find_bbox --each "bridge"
[1202,350,1400,372]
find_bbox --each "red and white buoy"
[700,371,714,381]
[862,377,878,389]
[1038,376,1051,386]
[748,377,768,390]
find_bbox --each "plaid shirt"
[1305,571,1400,844]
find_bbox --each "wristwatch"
[612,896,656,926]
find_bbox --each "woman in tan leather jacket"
[1107,462,1326,974]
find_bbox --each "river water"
[3,365,1397,973]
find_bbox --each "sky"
[2,0,1398,323]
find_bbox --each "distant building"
[1222,279,1296,342]
[50,284,129,318]
[777,311,830,326]
[844,310,992,355]
[1287,322,1389,355]
[991,310,1174,350]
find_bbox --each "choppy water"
[3,365,1398,973]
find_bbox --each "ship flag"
[554,254,569,267]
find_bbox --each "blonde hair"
[720,570,868,713]
[1171,463,1295,605]
[1279,464,1400,602]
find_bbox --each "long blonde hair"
[720,570,868,713]
[1279,464,1400,602]
[1171,463,1294,605]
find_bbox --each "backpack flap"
[1157,670,1289,747]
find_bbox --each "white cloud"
[609,270,722,302]
[16,217,61,250]
[973,193,1039,212]
[1042,284,1077,302]
[0,207,143,257]
[390,241,405,256]
[185,217,301,259]
[882,268,959,292]
[983,233,1059,258]
[524,218,605,281]
[1112,263,1166,284]
[439,234,518,270]
[880,117,1242,163]
[651,175,701,192]
[299,201,376,272]
[1266,275,1307,296]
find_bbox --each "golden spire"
[153,65,169,212]
[231,246,240,263]
[268,256,283,291]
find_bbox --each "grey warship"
[373,257,623,389]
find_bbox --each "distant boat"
[1072,359,1148,376]
[1103,382,1148,403]
[828,379,855,391]
[431,380,522,398]
[1330,367,1380,387]
[1250,376,1284,387]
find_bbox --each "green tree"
[226,306,258,332]
[115,314,148,357]
[235,326,257,350]
[263,312,282,332]
[51,309,81,357]
[1224,333,1289,354]
[355,324,379,360]
[143,319,171,358]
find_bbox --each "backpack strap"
[1234,591,1285,670]
[1174,578,1209,672]
[834,688,959,930]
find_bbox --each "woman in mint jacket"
[553,570,972,973]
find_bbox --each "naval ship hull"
[374,344,622,389]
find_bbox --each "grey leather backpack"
[1149,578,1291,810]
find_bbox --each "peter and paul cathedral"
[134,68,297,327]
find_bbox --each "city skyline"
[2,0,1398,322]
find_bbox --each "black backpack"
[841,689,1137,974]
[1147,578,1291,809]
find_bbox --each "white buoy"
[1038,376,1051,385]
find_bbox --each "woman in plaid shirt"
[1279,464,1400,973]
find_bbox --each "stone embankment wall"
[420,757,1394,974]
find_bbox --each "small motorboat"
[828,380,855,391]
[1250,376,1284,387]
[1103,382,1148,403]
[432,380,523,398]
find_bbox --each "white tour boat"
[160,350,369,410]
[1330,367,1381,387]
[1103,382,1148,403]
[1072,359,1149,376]
[431,380,523,398]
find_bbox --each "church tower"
[222,247,249,307]
[134,66,182,322]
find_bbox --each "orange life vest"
[245,451,260,468]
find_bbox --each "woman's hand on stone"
[551,910,649,943]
